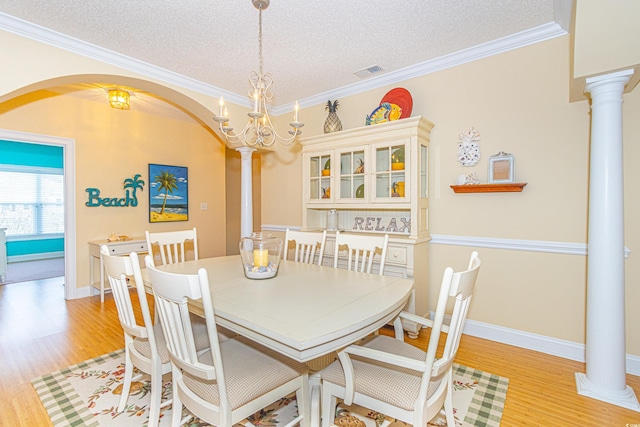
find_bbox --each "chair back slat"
[334,231,389,275]
[145,228,198,266]
[284,229,327,266]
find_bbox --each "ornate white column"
[575,69,639,411]
[236,146,256,238]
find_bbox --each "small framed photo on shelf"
[488,152,514,183]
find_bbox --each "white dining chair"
[145,255,311,427]
[145,228,198,266]
[320,251,481,427]
[100,246,212,427]
[333,231,389,275]
[283,228,327,266]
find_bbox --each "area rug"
[32,349,508,427]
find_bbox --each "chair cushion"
[182,336,307,409]
[133,313,215,363]
[321,335,442,411]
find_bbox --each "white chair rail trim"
[263,227,631,258]
[431,234,631,258]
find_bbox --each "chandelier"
[213,0,303,147]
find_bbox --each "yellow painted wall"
[0,93,227,292]
[263,35,640,357]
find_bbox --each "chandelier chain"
[258,8,263,78]
[212,0,304,147]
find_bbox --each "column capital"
[585,69,634,93]
[236,146,257,160]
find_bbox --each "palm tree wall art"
[148,164,188,222]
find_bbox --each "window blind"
[0,166,64,236]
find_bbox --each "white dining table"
[141,255,414,425]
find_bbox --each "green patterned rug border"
[31,349,124,427]
[32,349,508,427]
[454,364,509,426]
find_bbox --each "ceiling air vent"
[354,64,383,78]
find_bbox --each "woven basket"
[334,413,366,427]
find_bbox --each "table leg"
[309,372,321,427]
[306,352,338,427]
[89,253,94,295]
[99,254,105,303]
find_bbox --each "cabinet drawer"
[109,242,148,255]
[386,245,407,265]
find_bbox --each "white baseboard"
[7,251,64,263]
[461,318,640,376]
[76,286,94,299]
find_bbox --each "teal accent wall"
[0,140,63,168]
[7,238,64,257]
[1,140,65,258]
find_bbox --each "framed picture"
[148,163,188,222]
[488,152,514,183]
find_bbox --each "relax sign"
[352,216,411,233]
[86,174,145,207]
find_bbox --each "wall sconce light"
[108,89,130,110]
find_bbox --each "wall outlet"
[200,202,208,211]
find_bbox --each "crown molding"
[1,11,567,115]
[0,12,249,108]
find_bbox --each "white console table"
[88,237,148,302]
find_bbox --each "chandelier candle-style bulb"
[253,89,259,113]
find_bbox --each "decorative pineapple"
[324,100,343,133]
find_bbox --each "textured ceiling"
[0,0,567,112]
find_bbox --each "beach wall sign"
[85,174,145,207]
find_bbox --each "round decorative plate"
[355,184,365,199]
[381,88,413,118]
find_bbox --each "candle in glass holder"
[253,248,269,267]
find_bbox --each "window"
[0,166,64,236]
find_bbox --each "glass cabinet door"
[374,143,407,200]
[420,143,428,198]
[338,148,366,200]
[308,153,332,201]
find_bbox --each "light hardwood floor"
[1,278,639,426]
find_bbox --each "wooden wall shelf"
[450,183,527,193]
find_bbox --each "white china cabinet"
[301,116,433,334]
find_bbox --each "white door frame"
[0,129,77,299]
